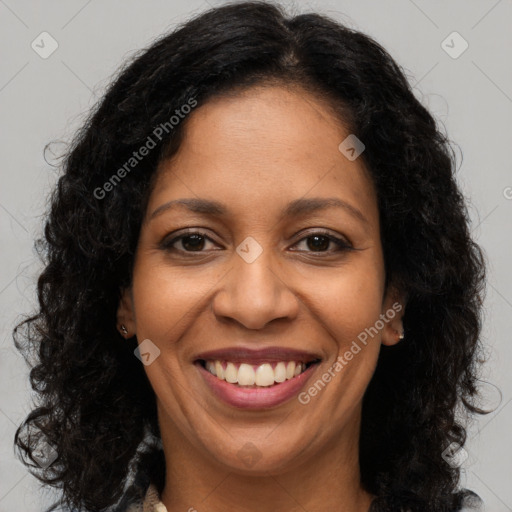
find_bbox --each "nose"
[211,245,300,330]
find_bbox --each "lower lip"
[195,361,319,409]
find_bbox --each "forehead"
[146,85,378,227]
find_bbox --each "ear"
[116,286,136,338]
[380,283,407,347]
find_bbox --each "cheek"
[131,259,224,339]
[304,259,385,349]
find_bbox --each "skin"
[117,84,406,512]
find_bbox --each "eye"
[160,229,353,256]
[160,231,218,254]
[291,230,353,254]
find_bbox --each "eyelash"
[160,229,353,256]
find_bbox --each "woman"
[13,1,488,511]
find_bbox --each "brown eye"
[161,232,217,254]
[305,235,330,251]
[179,234,206,251]
[292,231,353,254]
[160,229,353,257]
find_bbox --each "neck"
[158,402,375,512]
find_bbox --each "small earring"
[120,324,128,336]
[398,330,404,340]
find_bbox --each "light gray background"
[0,0,511,510]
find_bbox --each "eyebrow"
[149,197,369,224]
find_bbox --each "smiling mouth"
[197,359,321,388]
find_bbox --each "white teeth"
[237,363,256,385]
[206,361,216,376]
[203,360,311,386]
[286,361,296,380]
[224,362,238,383]
[274,362,287,383]
[215,361,224,380]
[255,363,275,386]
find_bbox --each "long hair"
[13,2,487,510]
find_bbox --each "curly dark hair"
[13,1,489,511]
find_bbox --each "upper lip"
[194,346,322,365]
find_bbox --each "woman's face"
[118,84,403,475]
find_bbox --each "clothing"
[126,482,167,512]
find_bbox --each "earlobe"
[382,326,405,346]
[116,286,135,338]
[381,285,406,346]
